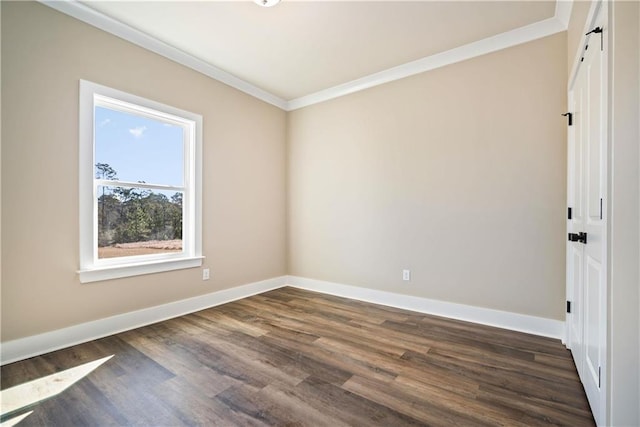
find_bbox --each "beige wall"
[1,2,287,341]
[288,33,567,320]
[607,1,640,425]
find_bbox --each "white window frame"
[78,80,203,283]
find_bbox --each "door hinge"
[598,366,601,388]
[586,26,604,51]
[600,198,603,220]
[566,301,572,314]
[561,112,573,126]
[568,207,572,220]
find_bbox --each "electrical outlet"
[202,268,210,281]
[402,269,411,281]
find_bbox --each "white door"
[566,4,607,425]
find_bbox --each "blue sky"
[95,106,184,187]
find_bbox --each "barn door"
[566,3,608,425]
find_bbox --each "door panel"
[587,53,603,221]
[585,256,602,381]
[583,252,604,416]
[568,245,583,368]
[573,80,585,222]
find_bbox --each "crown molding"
[40,0,289,110]
[287,15,568,110]
[555,0,574,29]
[40,0,571,112]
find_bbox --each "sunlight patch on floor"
[0,411,33,427]
[0,355,113,424]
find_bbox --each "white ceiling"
[55,1,567,109]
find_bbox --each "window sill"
[78,256,204,283]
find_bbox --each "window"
[79,80,202,283]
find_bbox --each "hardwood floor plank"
[291,376,425,426]
[126,336,239,398]
[1,287,594,426]
[424,348,590,408]
[216,383,319,427]
[430,344,581,385]
[477,383,595,426]
[392,374,531,427]
[257,333,358,385]
[343,374,493,427]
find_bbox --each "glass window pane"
[97,186,183,259]
[95,106,184,187]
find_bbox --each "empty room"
[1,0,638,425]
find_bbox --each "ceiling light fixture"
[254,0,280,7]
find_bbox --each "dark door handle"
[568,232,588,244]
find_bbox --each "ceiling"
[54,1,567,109]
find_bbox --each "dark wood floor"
[1,287,594,426]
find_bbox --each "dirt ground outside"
[98,239,182,259]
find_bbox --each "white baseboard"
[0,276,287,365]
[1,274,565,365]
[286,276,565,340]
